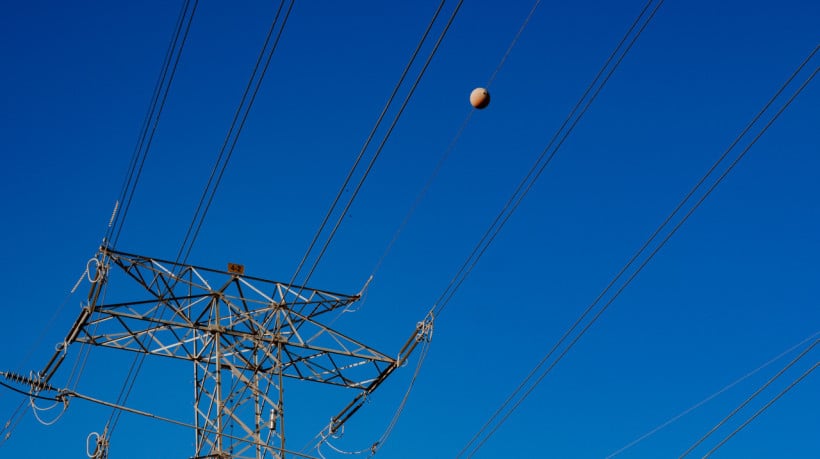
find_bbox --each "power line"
[679,339,818,458]
[342,0,667,455]
[435,0,662,320]
[1,1,199,447]
[287,0,450,291]
[486,0,541,88]
[424,0,665,452]
[288,0,466,297]
[336,0,665,454]
[373,338,433,451]
[273,0,466,442]
[300,2,546,453]
[0,400,26,446]
[460,45,818,458]
[298,332,434,457]
[108,0,199,248]
[703,362,818,458]
[247,3,469,444]
[52,1,298,435]
[369,0,543,282]
[51,386,319,459]
[106,0,295,441]
[177,0,295,266]
[606,330,820,458]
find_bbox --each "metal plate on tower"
[227,263,245,275]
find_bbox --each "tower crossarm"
[74,299,397,388]
[59,247,397,390]
[103,247,359,317]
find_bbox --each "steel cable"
[286,0,451,292]
[105,0,295,440]
[293,0,465,298]
[108,0,199,247]
[606,330,820,458]
[176,0,295,267]
[368,0,543,283]
[702,362,818,458]
[0,1,198,449]
[435,0,662,319]
[461,45,818,458]
[679,339,818,457]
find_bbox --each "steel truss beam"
[36,247,402,459]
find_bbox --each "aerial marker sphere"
[470,87,490,109]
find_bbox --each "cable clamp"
[87,255,109,284]
[416,312,435,343]
[86,427,110,459]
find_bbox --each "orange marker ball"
[470,87,490,109]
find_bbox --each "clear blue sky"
[1,1,818,458]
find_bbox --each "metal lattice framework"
[19,247,427,459]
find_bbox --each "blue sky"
[1,1,818,458]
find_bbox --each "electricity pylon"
[5,246,429,459]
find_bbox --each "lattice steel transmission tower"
[4,246,429,459]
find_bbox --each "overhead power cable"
[105,0,295,441]
[176,0,295,266]
[679,339,818,457]
[459,43,818,458]
[329,0,661,454]
[368,0,543,281]
[606,330,820,458]
[1,1,198,448]
[253,0,460,444]
[300,2,544,454]
[435,0,662,320]
[286,0,448,291]
[702,362,818,458]
[288,0,465,298]
[430,0,667,451]
[107,0,199,248]
[2,385,319,459]
[0,399,26,446]
[276,0,467,451]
